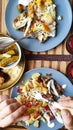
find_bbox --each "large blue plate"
[5,0,72,52]
[11,68,73,130]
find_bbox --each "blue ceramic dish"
[5,0,72,52]
[10,68,73,130]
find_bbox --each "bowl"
[0,36,21,69]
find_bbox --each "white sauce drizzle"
[49,105,63,124]
[24,18,32,36]
[44,113,55,128]
[62,84,67,89]
[47,79,59,96]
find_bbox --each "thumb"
[61,109,73,130]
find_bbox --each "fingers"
[61,109,73,130]
[0,98,17,111]
[59,100,73,108]
[58,96,73,108]
[0,95,28,128]
[0,102,21,119]
[0,95,9,103]
[58,96,73,130]
[59,96,73,102]
[0,106,25,128]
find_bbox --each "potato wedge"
[0,56,19,67]
[0,43,17,54]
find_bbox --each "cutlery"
[0,30,42,49]
[0,36,31,49]
[31,91,63,123]
[66,33,73,83]
[66,33,73,54]
[31,91,73,124]
[31,91,73,115]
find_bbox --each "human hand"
[58,96,73,130]
[0,95,29,128]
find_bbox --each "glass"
[66,34,73,83]
[66,33,73,54]
[66,62,73,83]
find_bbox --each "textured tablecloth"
[0,0,73,129]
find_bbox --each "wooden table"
[0,0,73,130]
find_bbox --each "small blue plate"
[5,0,72,52]
[10,68,73,130]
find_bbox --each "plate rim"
[11,67,72,93]
[10,67,73,130]
[4,0,72,52]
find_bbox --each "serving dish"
[5,0,72,52]
[0,33,25,91]
[11,67,73,130]
[0,36,21,69]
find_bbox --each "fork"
[0,30,42,48]
[31,91,64,124]
[31,91,49,102]
[31,91,73,115]
[0,35,32,48]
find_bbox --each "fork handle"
[53,102,73,115]
[6,36,25,45]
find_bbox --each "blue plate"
[11,68,73,130]
[5,0,72,52]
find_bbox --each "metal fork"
[31,91,54,105]
[0,30,42,48]
[31,91,73,115]
[31,91,64,124]
[0,35,32,48]
[31,91,49,102]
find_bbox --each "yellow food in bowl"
[0,37,21,69]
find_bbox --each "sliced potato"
[0,43,16,54]
[0,56,19,67]
[32,72,40,79]
[17,4,24,13]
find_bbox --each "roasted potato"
[0,56,19,67]
[17,4,24,13]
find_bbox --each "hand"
[58,96,73,130]
[0,95,29,128]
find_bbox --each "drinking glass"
[66,33,73,83]
[66,33,73,54]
